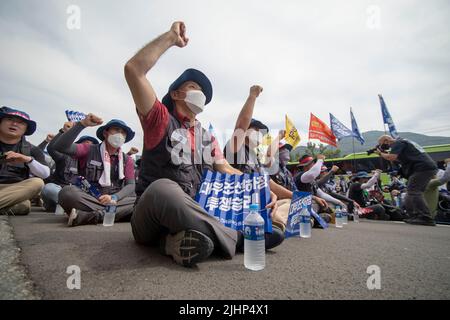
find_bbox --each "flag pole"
[380,94,388,136]
[352,136,356,173]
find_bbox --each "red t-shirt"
[138,100,223,160]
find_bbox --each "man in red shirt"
[125,21,282,268]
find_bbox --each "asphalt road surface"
[3,208,450,300]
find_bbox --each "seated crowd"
[1,21,449,268]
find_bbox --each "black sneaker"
[160,230,214,268]
[404,217,436,226]
[236,226,285,253]
[265,226,285,250]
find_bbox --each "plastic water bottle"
[103,204,117,227]
[395,196,401,208]
[299,204,311,238]
[342,207,348,225]
[54,204,65,216]
[335,205,344,228]
[353,209,360,223]
[244,204,265,271]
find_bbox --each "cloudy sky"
[1,0,449,151]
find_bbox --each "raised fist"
[316,154,326,161]
[170,21,189,48]
[46,134,55,143]
[250,85,263,98]
[80,113,103,128]
[63,121,74,132]
[127,147,139,156]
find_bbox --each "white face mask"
[184,90,206,115]
[247,131,263,147]
[107,133,126,149]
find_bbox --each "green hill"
[291,131,450,160]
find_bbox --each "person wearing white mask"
[223,87,294,234]
[53,116,136,227]
[124,21,282,268]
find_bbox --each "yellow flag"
[262,133,273,146]
[285,115,301,148]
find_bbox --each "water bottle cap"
[249,204,260,211]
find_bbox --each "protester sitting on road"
[376,135,438,226]
[41,121,99,212]
[223,86,266,172]
[294,154,333,224]
[367,175,406,221]
[348,171,388,220]
[125,21,282,268]
[270,140,296,192]
[386,171,406,192]
[223,87,294,233]
[37,134,56,175]
[317,165,339,193]
[424,162,450,219]
[0,107,50,216]
[333,176,348,195]
[382,171,407,207]
[436,159,450,202]
[315,166,361,216]
[53,115,136,227]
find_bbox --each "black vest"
[51,155,79,186]
[136,115,214,200]
[225,144,262,174]
[83,144,128,195]
[0,138,31,184]
[271,165,296,191]
[294,171,318,195]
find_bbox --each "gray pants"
[405,170,437,220]
[59,185,135,225]
[131,179,238,259]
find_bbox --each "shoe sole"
[404,220,436,226]
[162,230,214,268]
[67,209,77,227]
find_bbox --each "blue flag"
[196,171,273,233]
[66,110,86,122]
[285,191,328,238]
[350,108,365,145]
[379,94,399,139]
[330,113,354,141]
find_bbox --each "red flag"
[308,113,337,147]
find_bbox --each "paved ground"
[0,216,40,300]
[3,208,450,300]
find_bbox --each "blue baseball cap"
[161,69,213,113]
[75,136,99,145]
[96,119,135,143]
[353,171,372,180]
[249,119,269,132]
[0,106,37,136]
